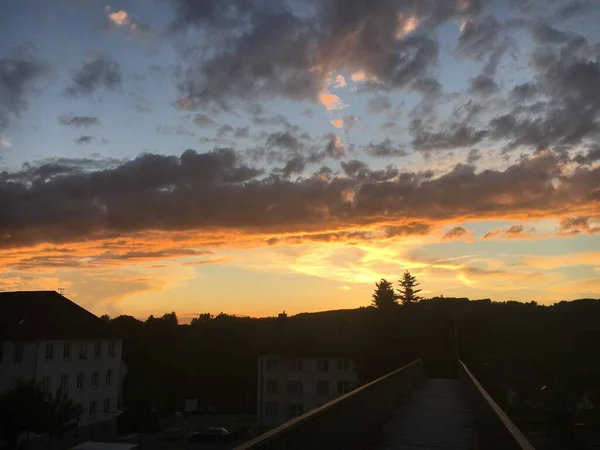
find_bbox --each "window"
[317,380,330,396]
[337,381,350,395]
[91,371,98,387]
[63,342,71,359]
[44,342,54,360]
[265,401,278,417]
[266,379,278,394]
[266,358,278,371]
[14,344,24,363]
[289,358,303,372]
[105,369,112,386]
[108,341,115,358]
[89,400,96,418]
[337,359,350,372]
[287,381,303,396]
[79,343,87,360]
[287,403,304,418]
[42,376,52,392]
[103,398,110,414]
[76,372,85,390]
[317,358,329,372]
[60,374,69,392]
[94,341,102,358]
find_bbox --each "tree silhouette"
[397,271,422,305]
[191,313,213,326]
[0,380,79,448]
[372,279,398,308]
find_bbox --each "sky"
[1,0,599,320]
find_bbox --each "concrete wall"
[257,355,359,427]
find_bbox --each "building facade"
[0,291,126,443]
[257,354,359,427]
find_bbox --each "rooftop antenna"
[58,287,65,295]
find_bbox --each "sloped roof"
[0,291,115,341]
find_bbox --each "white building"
[0,291,126,443]
[257,353,359,427]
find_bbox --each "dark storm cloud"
[276,156,307,179]
[489,47,600,150]
[483,224,535,240]
[217,125,234,137]
[2,147,599,248]
[572,147,600,165]
[194,113,217,128]
[367,96,392,114]
[252,115,288,127]
[58,115,101,128]
[410,119,488,151]
[456,15,502,61]
[171,0,469,110]
[467,149,482,165]
[554,0,598,19]
[558,216,600,235]
[364,138,408,158]
[528,22,586,46]
[234,126,250,138]
[468,75,499,97]
[0,51,48,132]
[65,54,121,97]
[442,227,470,241]
[75,136,93,144]
[509,82,539,101]
[266,132,304,153]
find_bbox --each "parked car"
[189,427,233,443]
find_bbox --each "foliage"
[397,271,422,305]
[0,380,79,446]
[190,313,213,326]
[372,279,398,308]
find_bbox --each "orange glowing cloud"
[332,74,346,88]
[351,71,366,82]
[330,119,344,128]
[396,15,419,38]
[319,90,345,111]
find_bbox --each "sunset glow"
[2,0,599,320]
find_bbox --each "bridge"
[235,359,535,450]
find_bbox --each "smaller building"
[0,291,126,444]
[257,353,359,427]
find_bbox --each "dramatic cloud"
[172,0,452,111]
[367,96,393,114]
[74,136,93,144]
[442,227,473,242]
[65,54,122,97]
[364,138,408,158]
[0,50,48,132]
[483,225,535,240]
[468,75,499,97]
[2,147,598,249]
[58,115,101,128]
[456,15,502,61]
[411,119,488,151]
[558,216,600,235]
[194,113,217,128]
